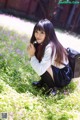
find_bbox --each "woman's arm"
[27,43,35,57]
[30,45,52,75]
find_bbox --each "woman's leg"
[41,71,57,95]
[47,66,53,79]
[32,69,57,95]
[32,70,54,89]
[41,71,55,89]
[32,66,54,88]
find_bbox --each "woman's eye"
[41,31,45,34]
[35,30,38,33]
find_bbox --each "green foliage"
[0,84,3,93]
[0,26,80,120]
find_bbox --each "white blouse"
[30,43,69,76]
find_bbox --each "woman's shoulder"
[46,42,54,48]
[44,43,53,55]
[46,42,56,52]
[45,43,52,51]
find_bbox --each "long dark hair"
[30,19,68,63]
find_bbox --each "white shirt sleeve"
[30,44,52,76]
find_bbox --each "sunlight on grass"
[0,14,35,37]
[0,22,80,120]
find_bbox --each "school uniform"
[30,43,72,90]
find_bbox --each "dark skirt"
[40,64,73,89]
[52,65,73,88]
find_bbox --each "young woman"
[27,19,73,95]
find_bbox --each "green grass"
[0,26,80,120]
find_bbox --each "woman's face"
[34,30,46,44]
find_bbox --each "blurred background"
[0,0,80,34]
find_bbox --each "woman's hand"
[27,43,36,57]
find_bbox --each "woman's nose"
[36,34,40,39]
